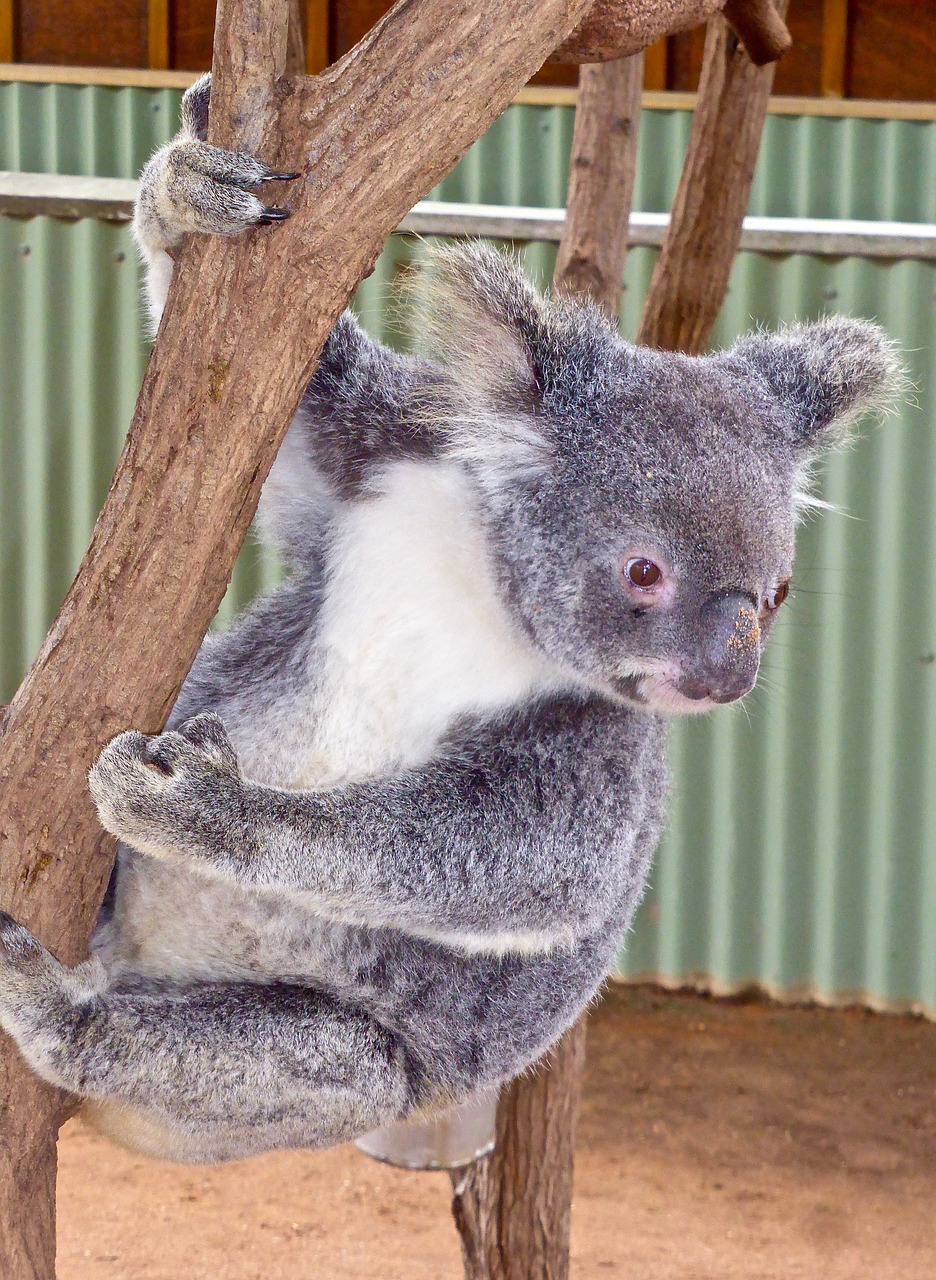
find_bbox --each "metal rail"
[3,172,936,260]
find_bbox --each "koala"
[0,76,899,1164]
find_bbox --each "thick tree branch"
[554,0,790,64]
[0,2,594,1274]
[209,0,289,153]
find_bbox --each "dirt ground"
[57,985,935,1280]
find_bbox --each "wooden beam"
[147,0,171,71]
[0,0,14,64]
[821,0,849,98]
[305,0,329,74]
[643,37,668,90]
[513,85,936,119]
[1,65,934,120]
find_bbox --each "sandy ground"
[57,985,935,1279]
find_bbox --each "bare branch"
[553,54,644,317]
[0,2,594,1272]
[637,2,790,355]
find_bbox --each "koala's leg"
[0,913,416,1163]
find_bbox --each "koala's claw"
[135,139,302,250]
[256,207,291,226]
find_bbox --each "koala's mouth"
[611,674,651,704]
[611,670,753,715]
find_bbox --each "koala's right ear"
[421,243,551,407]
[421,244,556,484]
[726,317,903,458]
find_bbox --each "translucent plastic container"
[355,1090,498,1170]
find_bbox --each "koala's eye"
[763,579,791,613]
[625,558,663,589]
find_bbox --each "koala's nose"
[690,593,761,703]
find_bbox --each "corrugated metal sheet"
[2,86,935,1015]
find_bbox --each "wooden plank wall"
[1,0,934,100]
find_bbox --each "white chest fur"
[236,459,566,790]
[303,459,565,785]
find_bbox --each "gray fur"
[0,78,902,1164]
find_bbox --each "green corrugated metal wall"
[2,82,935,1015]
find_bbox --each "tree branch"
[637,2,790,355]
[0,2,594,1274]
[553,54,644,316]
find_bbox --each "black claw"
[260,170,302,183]
[256,208,291,225]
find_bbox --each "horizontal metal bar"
[402,201,936,260]
[3,173,936,260]
[0,171,139,221]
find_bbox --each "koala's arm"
[91,705,660,946]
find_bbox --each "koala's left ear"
[726,317,903,456]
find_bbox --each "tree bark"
[553,54,644,318]
[285,0,307,78]
[637,1,789,355]
[0,2,596,1275]
[449,53,644,1280]
[450,1022,587,1280]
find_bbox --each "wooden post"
[637,1,789,356]
[820,0,849,98]
[147,0,171,70]
[0,2,596,1274]
[448,53,644,1280]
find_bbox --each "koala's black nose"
[685,593,761,703]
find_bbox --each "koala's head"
[426,246,900,714]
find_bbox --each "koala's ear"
[421,243,549,405]
[420,244,555,484]
[726,317,902,456]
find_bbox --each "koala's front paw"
[135,138,300,252]
[89,713,247,865]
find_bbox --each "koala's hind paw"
[0,912,92,1018]
[135,138,301,250]
[89,714,246,864]
[0,911,48,977]
[0,911,106,1086]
